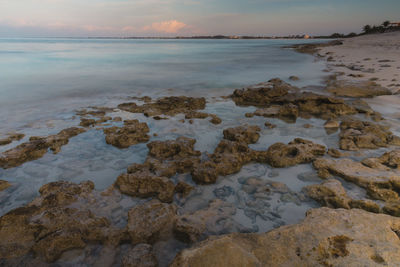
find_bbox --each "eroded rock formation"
[104,120,150,148]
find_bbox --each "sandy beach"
[320,31,400,92]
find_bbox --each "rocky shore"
[1,33,400,266]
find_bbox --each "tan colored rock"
[116,173,175,203]
[327,80,392,98]
[171,208,400,267]
[313,157,400,189]
[327,148,349,158]
[222,125,261,144]
[304,179,351,209]
[0,133,25,146]
[104,119,150,148]
[339,119,400,150]
[262,138,326,168]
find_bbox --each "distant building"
[304,34,310,39]
[389,22,400,27]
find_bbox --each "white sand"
[319,31,400,92]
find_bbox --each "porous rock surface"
[171,207,400,267]
[104,119,150,148]
[339,119,400,150]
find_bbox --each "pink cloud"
[142,20,187,34]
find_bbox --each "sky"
[0,0,399,37]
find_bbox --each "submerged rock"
[171,208,400,267]
[104,120,150,149]
[339,119,400,150]
[174,199,250,243]
[0,180,10,191]
[0,127,86,169]
[122,244,158,267]
[127,200,176,244]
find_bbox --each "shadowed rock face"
[232,78,360,122]
[118,96,206,117]
[171,208,400,267]
[0,127,86,169]
[104,120,150,149]
[339,119,400,150]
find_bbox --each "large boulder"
[171,208,400,267]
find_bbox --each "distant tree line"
[362,20,398,34]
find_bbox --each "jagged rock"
[339,119,400,150]
[115,173,175,203]
[232,79,358,121]
[0,127,86,169]
[122,244,158,267]
[104,120,150,148]
[222,125,261,144]
[262,138,326,168]
[0,180,10,191]
[327,80,392,98]
[127,200,176,244]
[324,119,340,129]
[79,118,96,127]
[289,76,300,81]
[288,40,343,54]
[0,181,122,263]
[174,181,194,197]
[171,208,400,267]
[117,137,201,201]
[118,96,206,117]
[174,199,245,243]
[191,140,253,184]
[231,78,297,107]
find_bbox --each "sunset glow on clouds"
[0,0,398,37]
[143,20,187,34]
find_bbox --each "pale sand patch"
[320,31,400,93]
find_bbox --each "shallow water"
[0,38,343,266]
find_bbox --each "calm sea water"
[0,38,327,131]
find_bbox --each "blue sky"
[0,0,398,37]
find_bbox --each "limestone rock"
[171,208,400,267]
[104,120,150,149]
[222,125,261,144]
[0,180,11,191]
[262,138,326,168]
[327,80,392,98]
